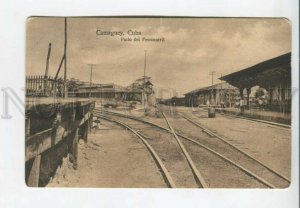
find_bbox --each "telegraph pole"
[209,71,216,87]
[44,43,52,78]
[63,17,68,98]
[44,43,52,96]
[209,71,216,105]
[88,64,96,98]
[143,50,147,113]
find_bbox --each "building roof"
[219,52,291,89]
[69,76,154,94]
[134,76,152,82]
[76,83,127,93]
[127,77,154,91]
[184,82,238,95]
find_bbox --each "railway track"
[98,115,176,188]
[93,108,290,188]
[167,111,291,188]
[97,114,202,188]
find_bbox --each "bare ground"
[47,120,166,188]
[47,106,291,188]
[175,106,291,178]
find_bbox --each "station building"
[125,76,154,104]
[220,52,291,113]
[184,82,239,107]
[69,76,155,105]
[74,83,127,99]
[159,96,186,106]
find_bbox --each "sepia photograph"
[25,17,291,188]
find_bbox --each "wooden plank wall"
[25,101,95,187]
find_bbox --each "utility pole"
[88,64,96,98]
[209,71,216,87]
[44,43,52,78]
[209,71,216,105]
[63,17,68,98]
[44,43,52,96]
[220,73,223,107]
[143,50,147,113]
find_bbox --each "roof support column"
[239,88,244,99]
[246,88,251,110]
[239,87,245,112]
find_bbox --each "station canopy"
[219,53,291,90]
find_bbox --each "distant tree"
[255,87,265,98]
[67,79,80,92]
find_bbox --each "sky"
[26,17,291,96]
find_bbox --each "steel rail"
[94,109,283,188]
[178,112,291,183]
[177,132,275,188]
[162,112,208,188]
[97,114,177,188]
[95,111,275,188]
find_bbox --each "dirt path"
[47,120,166,188]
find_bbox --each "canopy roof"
[220,53,291,89]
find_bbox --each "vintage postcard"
[25,17,291,188]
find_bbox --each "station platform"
[26,97,95,110]
[213,107,291,125]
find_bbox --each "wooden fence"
[26,75,65,97]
